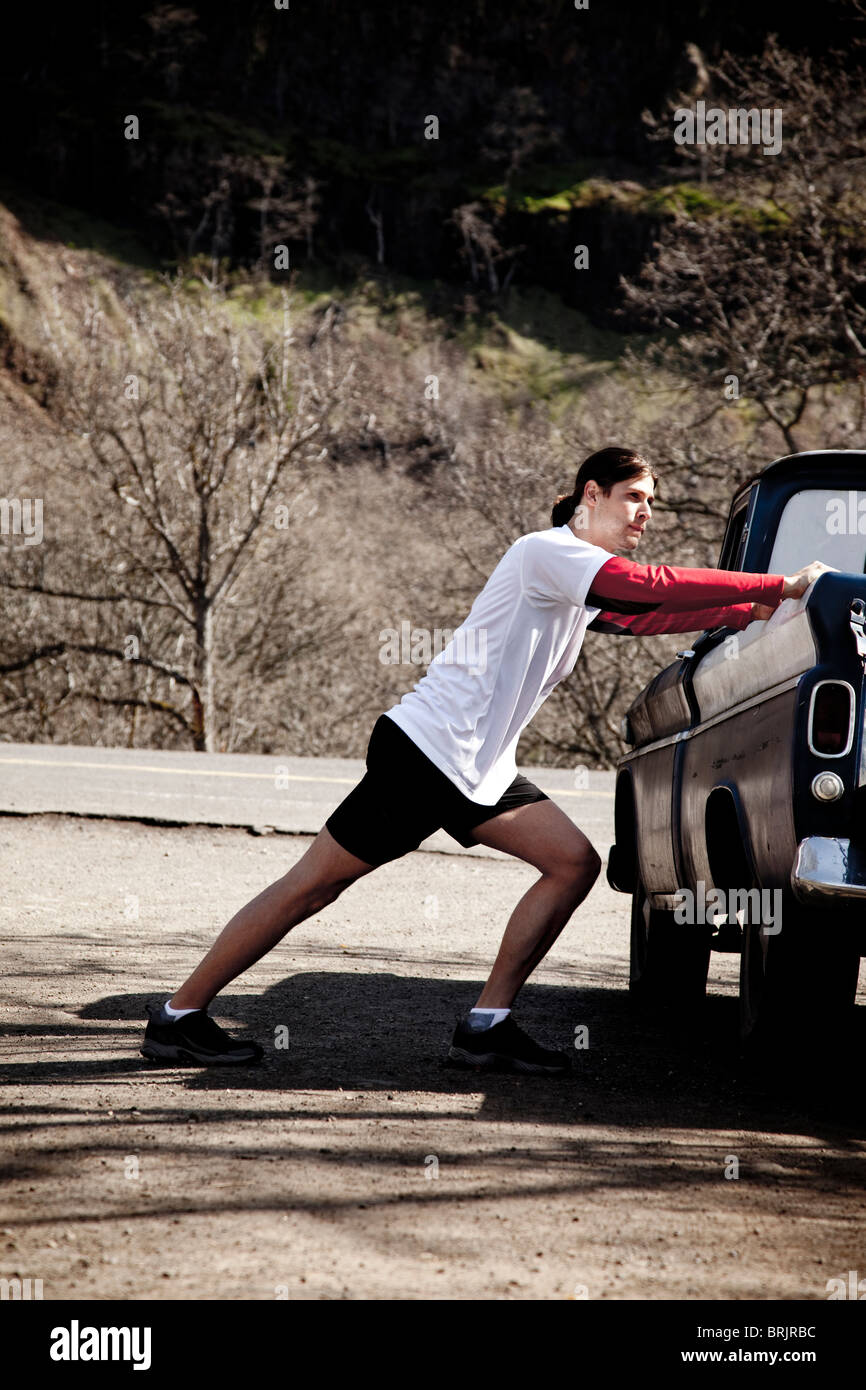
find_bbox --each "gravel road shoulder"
[2,814,865,1301]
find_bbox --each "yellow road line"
[0,756,355,786]
[0,755,614,797]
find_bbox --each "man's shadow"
[74,969,866,1134]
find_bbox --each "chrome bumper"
[791,836,866,903]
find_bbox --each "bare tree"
[156,153,321,273]
[0,278,355,751]
[248,160,321,269]
[624,36,866,455]
[450,200,526,296]
[481,85,558,209]
[364,189,386,267]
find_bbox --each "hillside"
[1,14,864,767]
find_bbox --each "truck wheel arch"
[609,770,638,893]
[704,784,759,895]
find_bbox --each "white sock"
[467,1007,511,1031]
[163,998,200,1020]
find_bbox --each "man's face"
[571,474,654,552]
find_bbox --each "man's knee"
[551,845,602,892]
[579,846,603,886]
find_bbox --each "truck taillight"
[808,680,855,757]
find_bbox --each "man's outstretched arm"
[588,602,758,637]
[585,555,791,636]
[586,555,786,614]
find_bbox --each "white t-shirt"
[384,525,614,804]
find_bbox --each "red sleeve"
[589,603,755,637]
[587,556,785,613]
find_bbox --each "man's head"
[551,447,657,553]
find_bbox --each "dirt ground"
[2,813,865,1301]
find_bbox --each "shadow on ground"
[0,971,861,1136]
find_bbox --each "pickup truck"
[607,450,866,1055]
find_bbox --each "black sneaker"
[447,1013,570,1075]
[140,1003,264,1066]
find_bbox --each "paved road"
[0,742,616,858]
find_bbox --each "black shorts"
[325,714,550,866]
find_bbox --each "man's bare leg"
[168,827,376,1010]
[467,799,601,1008]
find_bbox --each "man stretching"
[141,447,826,1074]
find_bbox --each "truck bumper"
[791,836,866,902]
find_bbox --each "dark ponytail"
[551,491,579,527]
[551,446,656,527]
